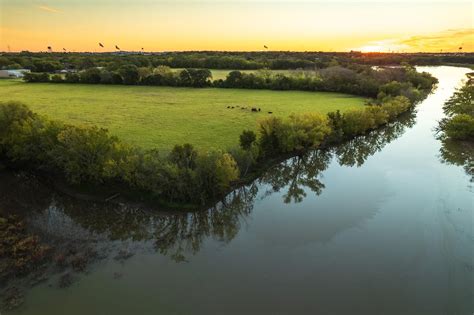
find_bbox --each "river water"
[2,66,473,315]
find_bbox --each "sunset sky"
[0,0,472,52]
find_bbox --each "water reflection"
[439,138,474,185]
[0,110,417,265]
[260,111,416,203]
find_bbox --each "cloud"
[37,5,62,14]
[352,28,474,52]
[400,28,473,51]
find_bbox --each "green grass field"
[173,69,296,80]
[0,80,367,151]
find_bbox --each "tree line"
[437,81,474,141]
[23,64,437,99]
[2,51,473,72]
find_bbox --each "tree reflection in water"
[0,111,416,261]
[439,139,474,186]
[260,111,416,203]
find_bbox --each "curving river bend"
[2,66,473,315]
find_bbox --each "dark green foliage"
[23,72,50,83]
[3,51,472,73]
[438,83,474,141]
[51,125,120,183]
[326,110,344,143]
[169,144,198,169]
[439,114,474,141]
[443,85,474,117]
[79,68,101,84]
[118,65,139,85]
[51,74,63,83]
[65,72,80,83]
[239,130,257,151]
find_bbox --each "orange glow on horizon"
[0,1,472,53]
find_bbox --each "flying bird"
[47,46,52,52]
[99,42,104,48]
[115,45,121,50]
[63,48,66,52]
[264,45,268,49]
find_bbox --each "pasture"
[173,69,297,80]
[0,80,367,151]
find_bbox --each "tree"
[79,68,101,84]
[169,144,198,169]
[239,130,256,151]
[119,65,139,85]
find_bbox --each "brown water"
[2,66,473,315]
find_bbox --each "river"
[2,66,473,315]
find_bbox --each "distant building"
[0,69,31,78]
[56,69,77,74]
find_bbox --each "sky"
[0,0,472,52]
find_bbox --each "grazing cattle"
[231,106,235,109]
[268,111,273,114]
[258,108,261,112]
[227,106,230,108]
[251,108,258,112]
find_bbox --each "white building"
[0,69,31,78]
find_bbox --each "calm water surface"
[2,66,473,315]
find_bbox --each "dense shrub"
[51,126,120,183]
[23,72,50,83]
[118,65,139,85]
[258,113,331,155]
[438,83,474,140]
[380,96,411,120]
[239,130,257,151]
[443,85,474,116]
[65,73,80,83]
[51,74,64,83]
[439,114,474,141]
[79,68,101,84]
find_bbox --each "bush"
[118,65,139,85]
[326,110,344,143]
[381,96,411,120]
[79,68,101,84]
[65,73,80,83]
[440,114,474,141]
[50,125,120,183]
[23,72,50,83]
[342,109,376,137]
[239,130,257,151]
[51,74,64,83]
[258,113,331,155]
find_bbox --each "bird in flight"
[264,45,268,49]
[115,45,121,50]
[99,42,104,48]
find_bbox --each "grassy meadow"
[0,80,367,151]
[174,69,297,80]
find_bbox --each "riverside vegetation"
[437,76,474,183]
[0,65,437,206]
